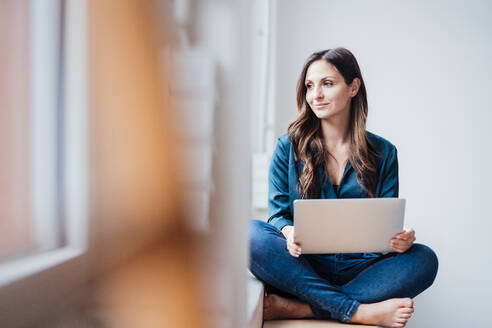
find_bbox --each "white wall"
[272,0,492,326]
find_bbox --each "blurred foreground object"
[1,0,250,326]
[87,0,207,327]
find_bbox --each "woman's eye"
[306,84,312,89]
[324,81,333,86]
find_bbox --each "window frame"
[0,0,89,326]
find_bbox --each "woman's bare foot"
[263,294,313,320]
[350,298,414,328]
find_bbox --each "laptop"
[293,198,405,254]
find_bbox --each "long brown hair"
[288,48,379,198]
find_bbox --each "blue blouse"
[267,131,399,231]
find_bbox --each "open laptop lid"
[293,198,405,254]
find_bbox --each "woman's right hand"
[281,225,302,257]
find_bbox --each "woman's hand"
[281,225,302,257]
[390,228,416,253]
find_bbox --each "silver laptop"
[294,198,405,254]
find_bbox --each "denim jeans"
[249,220,438,323]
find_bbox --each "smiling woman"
[249,48,438,328]
[290,48,376,200]
[305,61,360,122]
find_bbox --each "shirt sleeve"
[378,146,399,198]
[267,138,294,231]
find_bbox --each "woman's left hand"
[390,228,415,253]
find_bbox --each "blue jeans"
[249,220,438,323]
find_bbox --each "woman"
[249,48,438,328]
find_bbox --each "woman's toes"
[398,308,413,315]
[400,307,414,314]
[403,298,413,308]
[397,311,412,322]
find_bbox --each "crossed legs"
[249,220,438,327]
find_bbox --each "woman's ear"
[350,78,361,98]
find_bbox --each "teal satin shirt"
[268,131,399,231]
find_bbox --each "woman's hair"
[288,47,379,198]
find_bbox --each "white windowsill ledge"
[0,247,85,287]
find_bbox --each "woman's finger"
[288,245,297,257]
[390,238,406,248]
[292,244,302,254]
[395,237,413,246]
[396,228,415,241]
[394,243,411,253]
[391,239,406,246]
[393,246,406,253]
[390,240,410,252]
[402,228,415,239]
[398,231,412,240]
[287,241,300,257]
[289,243,301,257]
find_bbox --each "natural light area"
[1,1,491,328]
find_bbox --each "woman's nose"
[314,86,324,99]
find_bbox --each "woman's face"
[304,60,358,121]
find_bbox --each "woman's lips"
[313,103,329,108]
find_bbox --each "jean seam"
[342,299,360,323]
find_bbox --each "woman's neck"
[320,111,351,151]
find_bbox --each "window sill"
[0,247,85,287]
